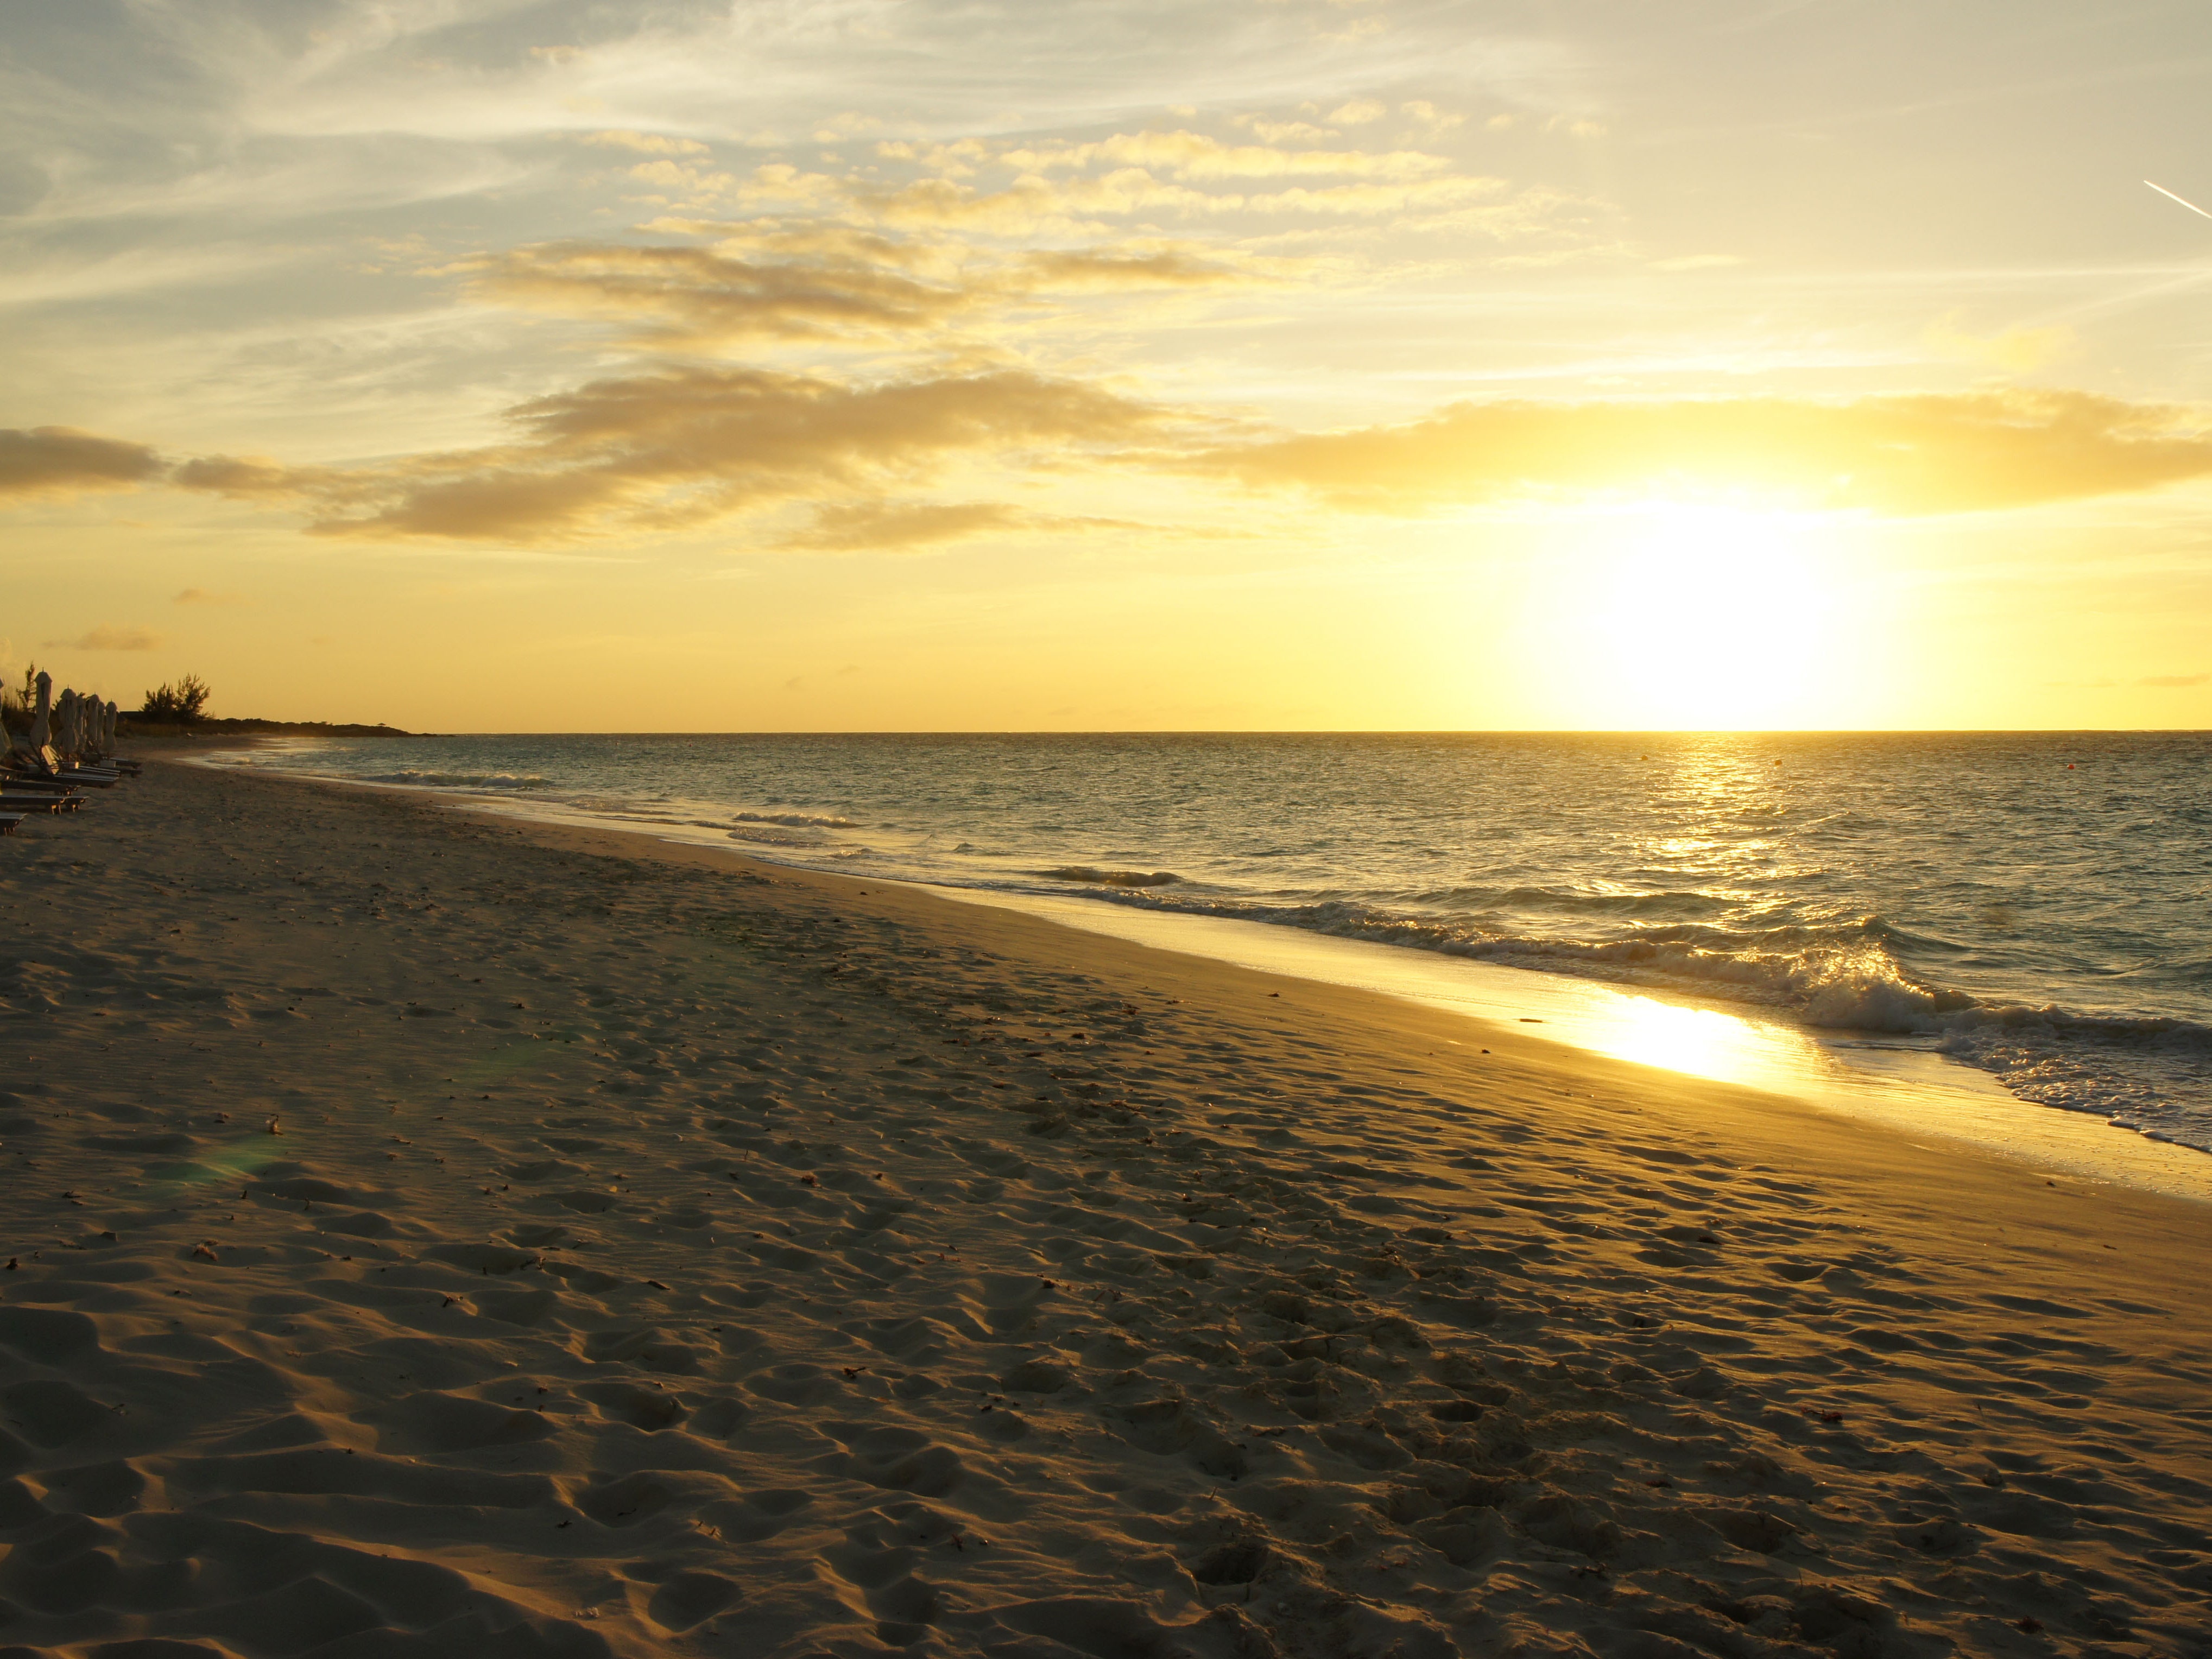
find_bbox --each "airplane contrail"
[2146,179,2212,221]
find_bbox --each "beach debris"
[192,1242,218,1261]
[647,1279,670,1290]
[267,1117,282,1135]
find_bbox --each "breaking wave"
[1056,885,2212,1152]
[734,810,858,829]
[213,729,2212,1156]
[1038,866,1180,888]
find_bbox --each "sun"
[1519,501,1862,729]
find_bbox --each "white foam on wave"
[208,731,2211,1156]
[727,825,829,847]
[734,810,858,829]
[1046,886,2212,1153]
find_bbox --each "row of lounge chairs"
[3,671,140,835]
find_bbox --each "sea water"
[218,731,2211,1154]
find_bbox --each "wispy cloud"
[1924,312,2075,375]
[584,130,711,157]
[46,625,161,651]
[996,130,1452,182]
[775,499,1140,551]
[1191,390,2212,516]
[480,240,972,344]
[476,233,1269,347]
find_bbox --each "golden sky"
[4,1,2210,730]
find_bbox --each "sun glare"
[1519,502,1861,729]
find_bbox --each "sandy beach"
[1,756,2206,1659]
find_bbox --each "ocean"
[215,731,2212,1154]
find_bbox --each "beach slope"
[0,760,2205,1658]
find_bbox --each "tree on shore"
[0,663,36,733]
[141,673,212,721]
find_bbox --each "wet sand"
[1,756,2206,1658]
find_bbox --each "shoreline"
[204,743,2211,1204]
[4,755,2209,1656]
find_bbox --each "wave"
[217,732,2208,1154]
[1039,866,1180,888]
[728,826,832,847]
[1042,884,2211,1151]
[356,770,551,791]
[734,810,858,829]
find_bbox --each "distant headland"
[3,666,413,743]
[119,716,415,738]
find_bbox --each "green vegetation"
[0,662,36,733]
[139,673,213,721]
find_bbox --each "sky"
[4,0,2210,732]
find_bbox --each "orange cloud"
[1193,390,2212,516]
[0,427,163,499]
[176,367,1167,542]
[775,500,1026,550]
[775,499,1140,551]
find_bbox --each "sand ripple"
[0,761,2205,1656]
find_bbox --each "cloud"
[176,366,1169,543]
[1925,313,2076,374]
[776,500,1026,550]
[854,169,1212,232]
[1000,129,1449,181]
[45,625,161,651]
[2140,673,2208,688]
[775,499,1140,551]
[697,136,1572,244]
[173,587,243,604]
[475,235,1271,345]
[1191,390,2212,516]
[584,130,710,156]
[1010,246,1273,290]
[1236,118,1339,143]
[0,427,165,500]
[481,241,972,343]
[856,167,1515,233]
[1399,100,1464,131]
